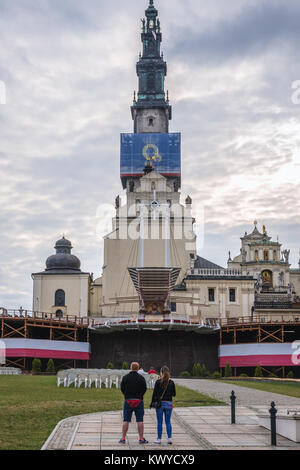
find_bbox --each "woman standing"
[151,366,176,445]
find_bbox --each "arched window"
[55,310,63,319]
[55,289,65,307]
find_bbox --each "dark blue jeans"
[155,402,173,439]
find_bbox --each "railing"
[254,302,294,310]
[0,309,92,327]
[0,310,221,329]
[3,311,299,330]
[92,316,220,328]
[219,315,300,327]
[188,268,251,277]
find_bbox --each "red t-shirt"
[148,369,157,375]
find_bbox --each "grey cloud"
[169,0,300,65]
[0,0,300,309]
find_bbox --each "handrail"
[0,309,92,327]
[1,310,300,330]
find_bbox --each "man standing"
[119,362,148,445]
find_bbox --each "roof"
[194,256,223,270]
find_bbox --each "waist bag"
[126,399,142,408]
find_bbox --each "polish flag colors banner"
[219,342,300,368]
[1,338,91,360]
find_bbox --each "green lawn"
[222,379,300,399]
[0,375,223,450]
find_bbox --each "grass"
[0,375,223,450]
[222,379,300,399]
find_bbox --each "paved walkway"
[175,379,300,406]
[42,380,300,450]
[42,405,300,450]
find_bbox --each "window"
[148,117,154,127]
[208,288,215,302]
[56,310,63,319]
[229,288,236,303]
[55,289,65,307]
[171,302,176,313]
[264,250,269,261]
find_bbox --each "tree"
[224,361,232,378]
[287,371,294,379]
[32,358,42,374]
[46,359,55,374]
[122,362,129,370]
[106,361,114,369]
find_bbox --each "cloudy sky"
[0,0,300,309]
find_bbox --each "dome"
[54,236,72,252]
[45,236,81,272]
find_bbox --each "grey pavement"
[174,379,300,407]
[42,380,300,451]
[42,405,300,451]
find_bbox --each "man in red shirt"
[148,367,157,375]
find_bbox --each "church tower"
[131,0,172,134]
[101,0,196,318]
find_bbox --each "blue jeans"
[156,402,173,439]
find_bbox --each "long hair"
[160,365,170,389]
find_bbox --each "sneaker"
[139,438,149,444]
[119,438,126,444]
[154,438,161,444]
[168,438,173,445]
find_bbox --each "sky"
[0,0,300,310]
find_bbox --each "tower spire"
[131,0,172,133]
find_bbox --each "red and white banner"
[1,338,91,360]
[219,343,300,367]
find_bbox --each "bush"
[287,371,294,379]
[192,363,210,377]
[211,371,221,379]
[32,358,42,374]
[201,364,210,377]
[268,373,277,378]
[180,371,191,377]
[254,366,263,377]
[106,362,114,369]
[239,373,248,378]
[46,359,55,374]
[121,362,129,370]
[224,361,232,378]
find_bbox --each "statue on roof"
[282,249,290,264]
